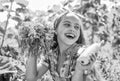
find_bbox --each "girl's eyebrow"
[63,21,80,26]
[63,21,71,23]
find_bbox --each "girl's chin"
[64,41,76,46]
[66,39,76,44]
[60,37,76,45]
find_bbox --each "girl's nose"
[69,28,75,33]
[71,25,76,30]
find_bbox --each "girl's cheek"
[77,31,80,36]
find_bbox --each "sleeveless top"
[41,43,100,81]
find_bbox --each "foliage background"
[0,0,120,81]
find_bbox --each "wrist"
[74,70,84,75]
[74,65,84,74]
[75,63,84,71]
[75,68,83,73]
[72,69,84,81]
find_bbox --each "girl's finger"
[95,53,98,57]
[90,55,94,62]
[89,54,96,65]
[92,53,97,60]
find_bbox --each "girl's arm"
[72,61,88,81]
[26,54,48,81]
[72,41,104,81]
[72,69,84,81]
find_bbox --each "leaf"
[0,56,10,70]
[102,4,107,11]
[82,0,89,1]
[93,26,99,32]
[7,33,13,39]
[52,4,61,12]
[12,16,22,22]
[0,0,10,3]
[47,9,54,13]
[0,9,4,12]
[3,38,19,48]
[99,22,105,27]
[80,3,93,14]
[15,0,29,7]
[10,0,14,2]
[0,26,5,34]
[61,0,70,7]
[24,16,31,21]
[16,8,27,13]
[0,56,20,74]
[4,5,9,9]
[68,0,74,3]
[0,21,6,28]
[0,3,4,10]
[0,70,16,74]
[94,0,101,5]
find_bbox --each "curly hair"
[51,12,86,50]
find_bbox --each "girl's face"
[56,13,81,46]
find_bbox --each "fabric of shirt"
[42,43,81,81]
[41,43,100,81]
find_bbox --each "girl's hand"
[75,40,105,74]
[77,40,104,66]
[75,52,96,74]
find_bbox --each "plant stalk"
[0,2,13,48]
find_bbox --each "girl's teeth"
[65,33,75,38]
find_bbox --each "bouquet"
[19,21,55,56]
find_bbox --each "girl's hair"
[51,12,85,50]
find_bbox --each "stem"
[90,27,94,44]
[0,2,13,48]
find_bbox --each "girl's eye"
[64,23,71,27]
[74,25,80,30]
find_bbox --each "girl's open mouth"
[65,33,75,39]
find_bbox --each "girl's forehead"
[62,13,82,22]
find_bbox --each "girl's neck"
[58,42,70,55]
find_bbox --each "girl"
[26,12,100,81]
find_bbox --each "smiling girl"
[26,12,101,81]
